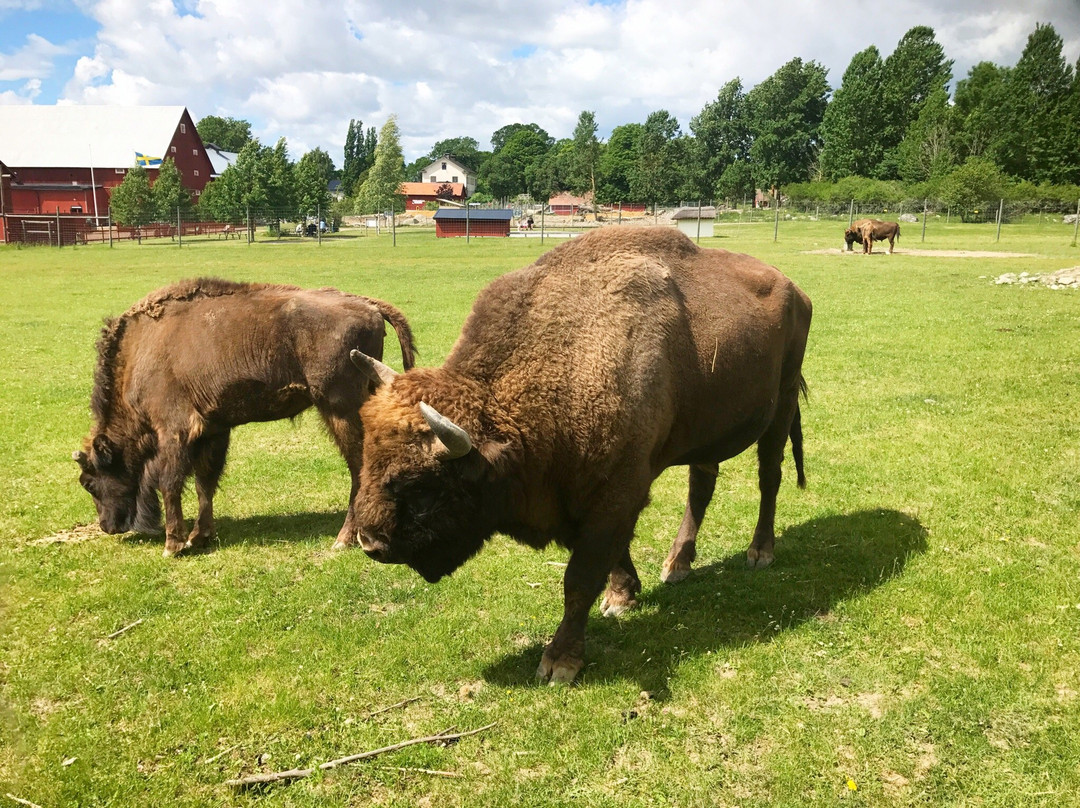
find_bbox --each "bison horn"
[73,450,90,471]
[419,402,473,459]
[350,349,398,387]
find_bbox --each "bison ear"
[419,402,473,459]
[350,349,398,388]
[92,434,115,468]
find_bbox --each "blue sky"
[2,0,1078,164]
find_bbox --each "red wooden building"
[0,105,213,240]
[0,159,11,243]
[433,208,513,238]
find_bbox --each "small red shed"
[433,208,513,238]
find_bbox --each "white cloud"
[35,0,1080,163]
[0,33,67,82]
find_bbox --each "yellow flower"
[847,778,858,791]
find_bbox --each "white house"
[672,206,716,239]
[419,154,475,197]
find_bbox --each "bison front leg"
[186,432,230,552]
[662,462,718,583]
[539,514,637,684]
[321,411,365,550]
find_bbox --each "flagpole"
[89,145,100,225]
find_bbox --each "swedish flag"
[135,152,163,168]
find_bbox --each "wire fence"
[3,197,1079,248]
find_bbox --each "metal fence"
[4,198,1079,247]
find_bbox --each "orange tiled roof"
[399,182,465,197]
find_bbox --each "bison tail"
[791,377,808,489]
[367,299,418,370]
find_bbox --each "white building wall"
[676,219,714,239]
[420,156,475,196]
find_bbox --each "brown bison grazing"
[348,227,812,683]
[845,219,900,254]
[74,278,416,557]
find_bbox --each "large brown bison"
[845,219,900,254]
[348,227,812,683]
[74,278,416,557]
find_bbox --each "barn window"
[171,146,176,153]
[193,170,199,177]
[71,205,83,213]
[180,123,186,134]
[430,175,436,182]
[452,176,458,183]
[115,168,126,174]
[441,162,447,170]
[195,189,201,196]
[193,148,198,156]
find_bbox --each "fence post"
[618,201,622,226]
[995,199,1004,242]
[466,201,470,244]
[177,206,182,248]
[848,199,854,228]
[246,206,251,244]
[773,199,780,243]
[108,207,113,249]
[317,205,323,245]
[56,208,61,248]
[540,205,545,245]
[696,199,702,244]
[921,199,928,242]
[1072,198,1080,247]
[946,206,950,225]
[391,206,396,247]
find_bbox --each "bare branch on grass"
[5,794,44,808]
[224,723,496,788]
[105,619,144,640]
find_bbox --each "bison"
[74,278,416,557]
[845,219,900,254]
[348,227,812,683]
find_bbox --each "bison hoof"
[536,653,583,685]
[599,593,638,618]
[746,547,774,569]
[660,560,692,584]
[162,545,183,558]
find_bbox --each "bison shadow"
[118,510,346,551]
[482,508,927,693]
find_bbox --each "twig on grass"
[376,766,462,778]
[201,745,239,765]
[224,723,496,788]
[364,696,421,718]
[5,793,44,808]
[105,618,143,640]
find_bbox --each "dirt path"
[804,248,1040,258]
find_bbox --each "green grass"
[1,221,1079,806]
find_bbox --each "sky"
[1,0,1079,165]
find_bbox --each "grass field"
[1,219,1079,806]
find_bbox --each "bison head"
[74,433,161,535]
[350,351,505,583]
[844,227,860,251]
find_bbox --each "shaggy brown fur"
[75,278,416,556]
[350,227,812,683]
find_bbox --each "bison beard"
[351,228,812,684]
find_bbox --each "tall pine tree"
[818,47,886,180]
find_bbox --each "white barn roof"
[0,105,189,169]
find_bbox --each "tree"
[109,164,156,226]
[427,137,483,174]
[567,111,601,207]
[295,147,334,217]
[630,110,682,207]
[938,156,1008,220]
[953,61,1011,162]
[356,116,406,214]
[196,115,253,152]
[151,157,194,221]
[818,47,887,180]
[342,119,377,196]
[528,139,572,204]
[596,123,642,204]
[1000,23,1076,183]
[897,86,955,183]
[265,138,296,223]
[480,126,552,200]
[878,26,953,178]
[490,123,553,152]
[747,58,830,198]
[690,78,751,197]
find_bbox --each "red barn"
[0,159,11,243]
[0,105,213,239]
[433,208,513,237]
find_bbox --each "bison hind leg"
[600,547,641,617]
[661,463,718,583]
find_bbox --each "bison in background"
[349,227,812,683]
[74,278,416,557]
[845,219,900,254]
